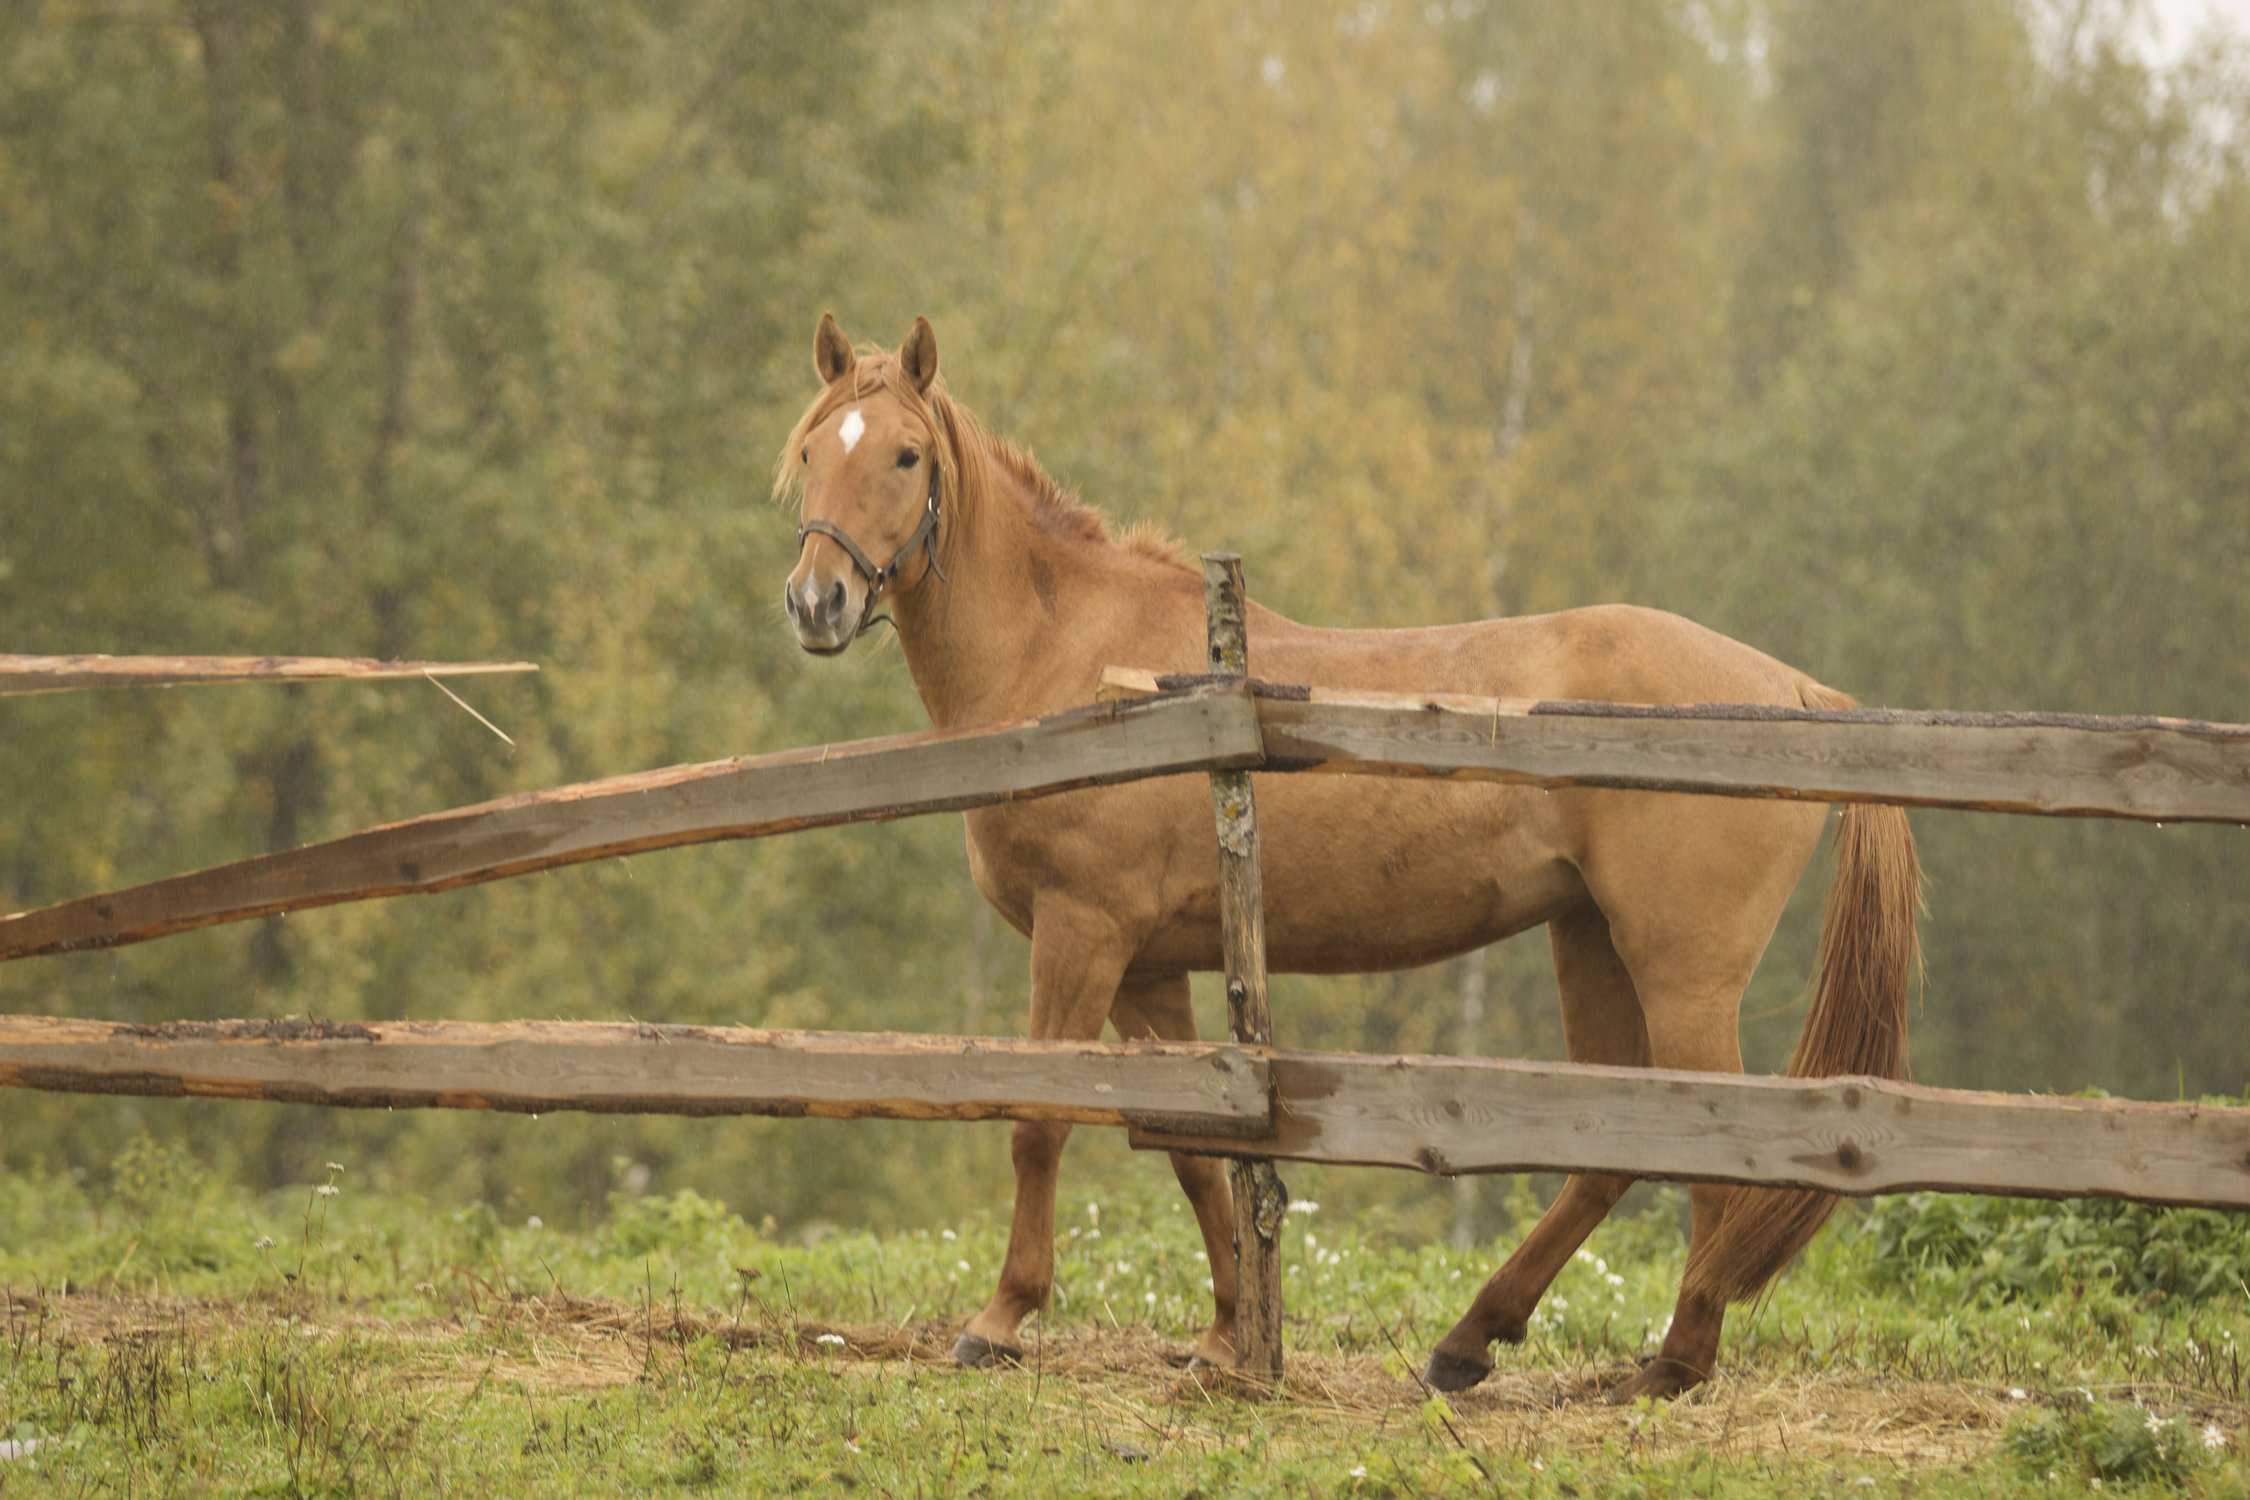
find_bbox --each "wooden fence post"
[1200,551,1287,1386]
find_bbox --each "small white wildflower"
[1348,1464,1367,1478]
[325,1162,343,1173]
[816,1333,846,1349]
[1304,1233,1318,1250]
[1606,1273,1625,1287]
[1144,1291,1157,1305]
[941,1229,957,1241]
[1286,1200,1320,1215]
[254,1235,277,1251]
[314,1184,339,1198]
[2009,1388,2028,1401]
[956,1260,971,1273]
[1531,1459,1543,1472]
[526,1215,543,1230]
[2203,1425,2228,1453]
[2146,1412,2165,1436]
[1552,1297,1568,1312]
[414,1281,436,1294]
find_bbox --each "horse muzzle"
[783,568,863,655]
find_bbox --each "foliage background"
[2,0,2245,1241]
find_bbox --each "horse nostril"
[783,582,802,620]
[826,580,846,618]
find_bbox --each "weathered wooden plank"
[0,1016,1274,1132]
[0,685,1262,961]
[1096,669,2250,824]
[1200,553,1286,1385]
[0,654,537,696]
[1131,1052,2250,1211]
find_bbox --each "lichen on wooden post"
[1200,550,1287,1388]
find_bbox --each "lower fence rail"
[4,1015,2244,1211]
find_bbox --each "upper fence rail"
[3,673,2245,961]
[0,654,537,696]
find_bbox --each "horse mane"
[772,348,1186,568]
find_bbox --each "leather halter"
[795,467,948,637]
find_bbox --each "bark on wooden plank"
[0,655,537,696]
[1200,553,1286,1386]
[1095,670,2250,824]
[0,686,1262,961]
[0,1016,1273,1131]
[1130,1052,2250,1211]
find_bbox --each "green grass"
[1,1138,2245,1495]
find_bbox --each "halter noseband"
[795,467,949,637]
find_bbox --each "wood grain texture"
[1200,553,1286,1385]
[1130,1052,2250,1210]
[0,655,537,696]
[1095,670,2250,824]
[0,1016,1273,1132]
[0,685,1262,961]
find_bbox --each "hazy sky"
[2143,0,2246,63]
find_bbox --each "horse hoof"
[1422,1349,1494,1393]
[1604,1358,1704,1404]
[951,1333,1024,1369]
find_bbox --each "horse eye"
[897,450,920,470]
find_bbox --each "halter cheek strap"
[795,470,949,637]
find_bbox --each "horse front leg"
[1110,971,1238,1367]
[952,903,1136,1368]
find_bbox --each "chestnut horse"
[776,314,1920,1402]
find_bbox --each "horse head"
[775,313,951,654]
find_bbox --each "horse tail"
[1684,686,1923,1306]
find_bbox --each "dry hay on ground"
[0,1286,2205,1471]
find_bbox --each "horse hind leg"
[1425,910,1649,1393]
[1598,1000,1746,1405]
[1111,971,1240,1367]
[1594,871,1815,1403]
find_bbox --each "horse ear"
[814,312,856,385]
[899,315,939,394]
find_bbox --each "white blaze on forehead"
[838,407,866,455]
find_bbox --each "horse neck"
[889,455,1145,729]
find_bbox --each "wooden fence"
[5,576,2248,1383]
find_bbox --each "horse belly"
[1135,775,1581,975]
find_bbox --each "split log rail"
[7,561,2249,1385]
